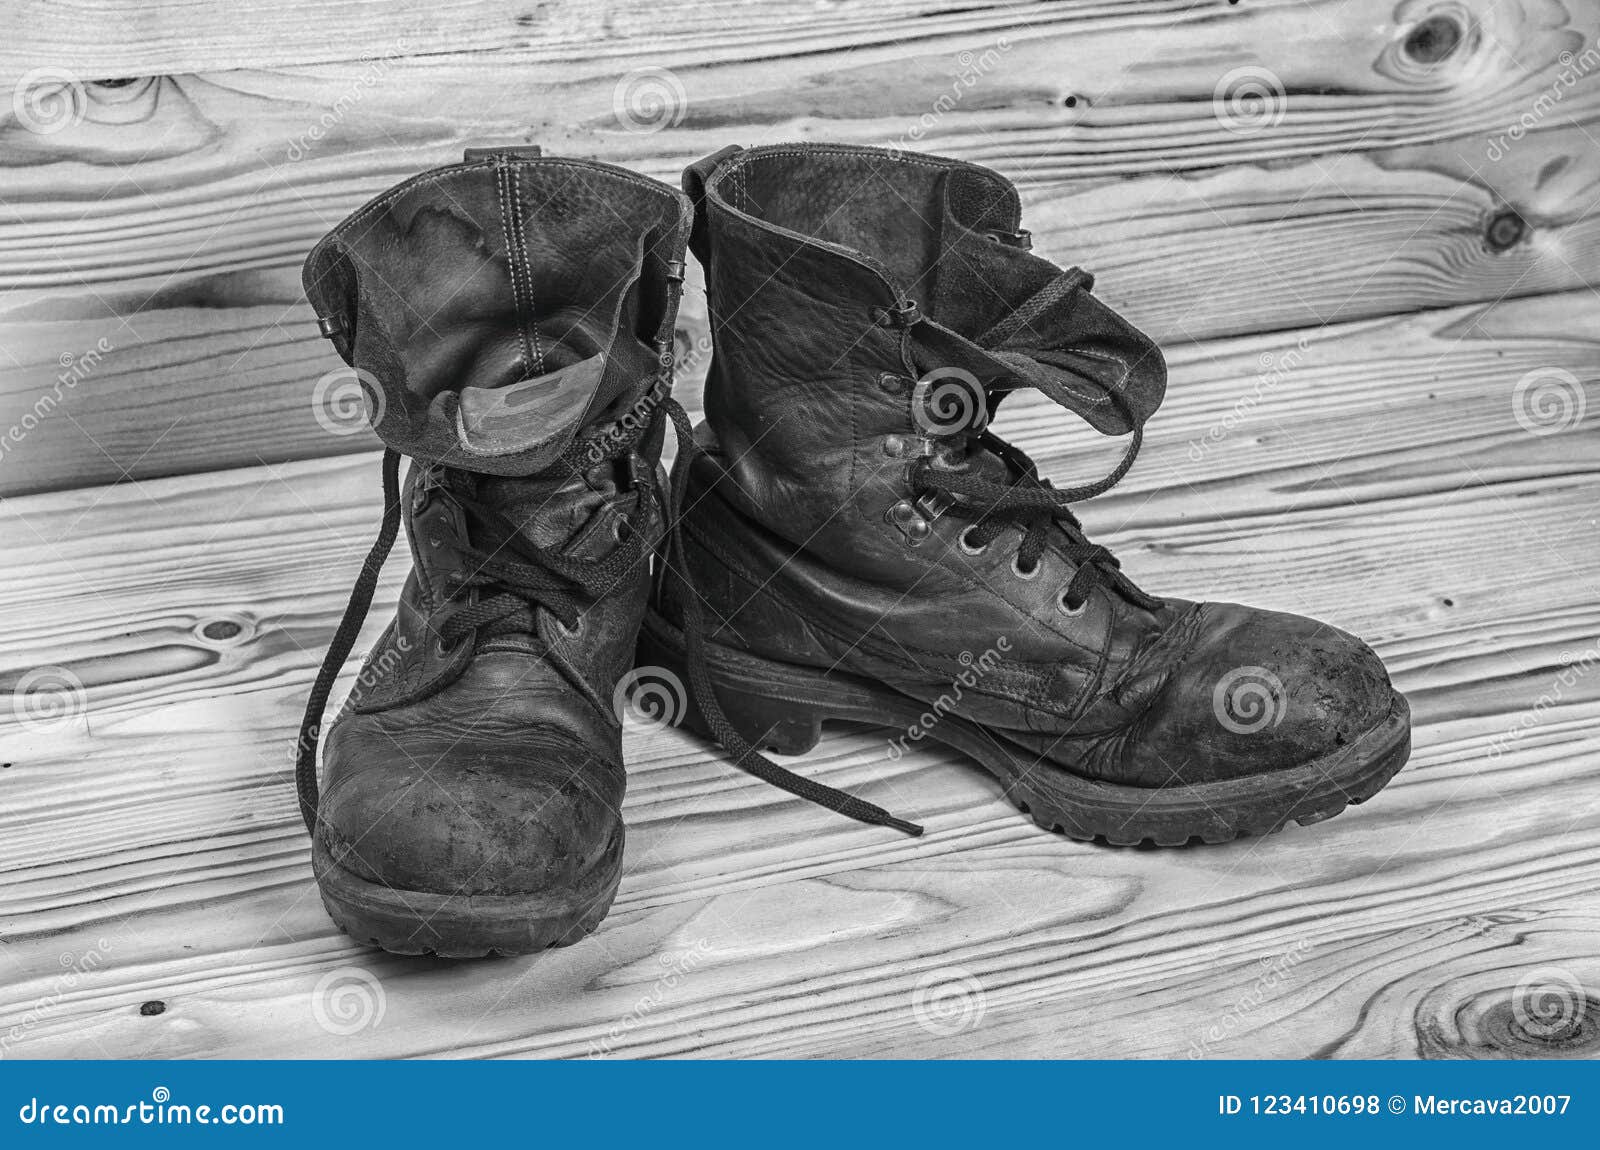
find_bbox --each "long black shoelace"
[294,391,923,838]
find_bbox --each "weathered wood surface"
[1,290,1595,1059]
[2,0,1598,494]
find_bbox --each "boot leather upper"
[663,144,1395,790]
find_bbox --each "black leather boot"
[641,143,1410,845]
[296,148,691,955]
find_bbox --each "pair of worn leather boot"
[296,143,1410,957]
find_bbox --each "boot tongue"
[922,170,1166,438]
[448,463,639,642]
[477,464,637,557]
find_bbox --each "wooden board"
[2,0,1598,493]
[1,289,1596,1058]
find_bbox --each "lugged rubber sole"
[311,832,623,958]
[639,611,1410,846]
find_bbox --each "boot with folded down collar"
[295,147,693,955]
[640,143,1411,845]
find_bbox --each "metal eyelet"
[1010,555,1040,581]
[559,614,585,638]
[957,526,989,556]
[887,499,931,545]
[1057,591,1087,618]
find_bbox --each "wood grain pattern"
[1,290,1595,1058]
[1,0,1597,492]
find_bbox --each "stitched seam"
[496,161,538,372]
[514,164,547,375]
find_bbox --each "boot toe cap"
[1137,602,1396,785]
[315,719,624,898]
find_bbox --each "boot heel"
[636,618,824,755]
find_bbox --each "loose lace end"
[884,815,925,837]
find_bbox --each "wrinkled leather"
[308,154,691,898]
[304,156,689,475]
[662,143,1394,788]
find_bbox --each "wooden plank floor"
[1,289,1597,1059]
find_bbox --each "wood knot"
[1404,14,1464,64]
[1379,2,1478,84]
[138,1000,167,1017]
[1485,208,1528,252]
[1416,967,1600,1058]
[193,614,256,648]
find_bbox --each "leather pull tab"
[463,143,543,162]
[682,145,742,264]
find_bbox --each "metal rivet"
[883,435,907,457]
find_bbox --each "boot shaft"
[684,143,1165,568]
[304,151,692,478]
[299,152,691,727]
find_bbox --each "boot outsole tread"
[640,610,1409,845]
[312,837,623,959]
